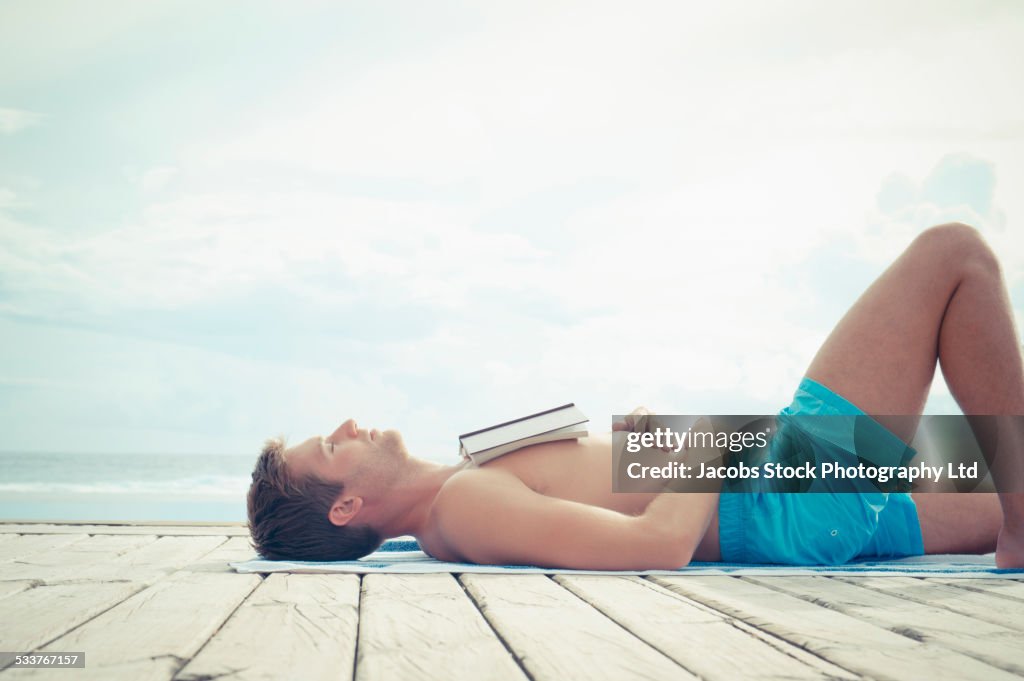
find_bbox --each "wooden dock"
[1,522,1022,680]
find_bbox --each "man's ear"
[328,495,364,527]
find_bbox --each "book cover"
[459,404,589,464]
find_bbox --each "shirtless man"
[247,223,1024,569]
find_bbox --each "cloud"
[862,154,1021,282]
[0,186,550,316]
[0,151,850,451]
[178,0,1024,219]
[0,107,44,134]
[920,154,997,218]
[138,165,179,194]
[874,153,999,225]
[3,2,1024,454]
[10,145,1000,439]
[0,313,419,454]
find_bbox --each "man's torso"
[418,432,721,562]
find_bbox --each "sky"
[1,0,1023,461]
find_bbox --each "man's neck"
[369,457,467,539]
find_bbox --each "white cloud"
[182,1,1024,216]
[859,153,1023,283]
[0,107,44,134]
[139,165,179,194]
[0,187,550,311]
[0,314,418,454]
[4,148,1015,432]
[3,1,1024,455]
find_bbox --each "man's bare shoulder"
[434,466,528,513]
[422,466,536,563]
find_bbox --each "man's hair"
[247,436,383,561]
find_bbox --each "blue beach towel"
[231,537,1024,577]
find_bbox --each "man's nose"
[331,419,358,440]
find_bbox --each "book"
[459,403,589,465]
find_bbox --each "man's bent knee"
[916,222,982,250]
[912,222,1000,278]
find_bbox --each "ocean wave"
[0,475,250,497]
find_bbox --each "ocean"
[0,451,254,522]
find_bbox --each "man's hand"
[613,406,674,452]
[612,405,656,432]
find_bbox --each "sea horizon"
[0,450,254,522]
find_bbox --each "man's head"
[247,419,408,561]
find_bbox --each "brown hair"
[247,436,383,561]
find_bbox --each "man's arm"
[432,470,715,570]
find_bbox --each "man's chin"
[381,429,408,456]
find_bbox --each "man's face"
[285,418,408,496]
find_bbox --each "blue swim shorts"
[718,377,925,565]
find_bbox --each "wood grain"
[836,575,1024,632]
[557,574,857,680]
[651,575,1020,681]
[930,577,1024,602]
[461,574,695,681]
[5,541,261,681]
[356,573,526,681]
[2,524,1024,681]
[0,581,146,653]
[0,534,158,583]
[748,575,1024,674]
[176,573,358,681]
[1,535,224,584]
[0,534,87,564]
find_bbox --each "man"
[248,223,1024,569]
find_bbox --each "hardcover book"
[459,403,589,465]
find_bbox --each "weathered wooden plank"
[0,581,146,653]
[651,575,1019,681]
[0,536,229,660]
[556,574,857,680]
[747,575,1024,674]
[837,576,1024,632]
[0,580,35,601]
[460,574,696,681]
[175,573,357,681]
[930,577,1024,602]
[64,535,228,583]
[354,574,527,681]
[5,543,262,681]
[176,536,255,575]
[0,534,157,583]
[0,523,249,537]
[0,535,223,585]
[0,534,87,564]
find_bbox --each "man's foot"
[995,525,1024,568]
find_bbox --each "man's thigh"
[804,228,961,442]
[912,493,1001,554]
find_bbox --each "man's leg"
[909,493,1001,554]
[803,223,1024,566]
